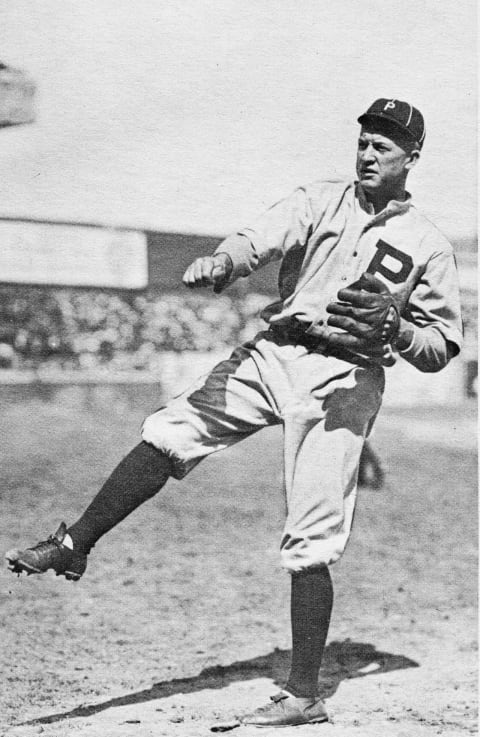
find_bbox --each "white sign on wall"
[0,220,148,289]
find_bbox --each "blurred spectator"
[0,61,36,126]
[358,442,385,490]
[0,342,16,368]
[0,287,273,371]
[0,286,476,397]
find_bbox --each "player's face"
[356,127,418,196]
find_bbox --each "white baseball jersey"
[215,180,463,371]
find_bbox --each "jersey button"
[341,276,347,281]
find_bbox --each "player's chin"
[358,174,379,190]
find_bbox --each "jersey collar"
[355,182,412,226]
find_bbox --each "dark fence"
[0,226,476,395]
[146,230,280,295]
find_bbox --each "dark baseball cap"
[358,98,426,148]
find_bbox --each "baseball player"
[6,99,463,727]
[358,439,385,489]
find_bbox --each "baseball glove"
[326,272,400,354]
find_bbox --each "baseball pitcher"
[6,99,463,727]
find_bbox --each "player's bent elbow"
[400,327,461,373]
[430,340,461,373]
[408,343,460,373]
[415,361,449,374]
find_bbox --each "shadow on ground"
[23,640,418,726]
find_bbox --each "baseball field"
[0,383,477,737]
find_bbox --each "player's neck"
[366,184,408,214]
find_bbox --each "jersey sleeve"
[398,248,464,373]
[213,185,316,282]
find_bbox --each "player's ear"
[404,147,420,171]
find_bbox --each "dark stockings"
[285,565,334,698]
[68,442,172,554]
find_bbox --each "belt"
[267,319,327,350]
[267,319,379,369]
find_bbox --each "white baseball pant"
[142,333,385,572]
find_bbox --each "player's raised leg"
[5,441,173,579]
[6,342,278,580]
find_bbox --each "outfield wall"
[0,350,472,409]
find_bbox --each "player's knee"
[280,535,347,572]
[141,412,201,480]
[141,412,165,448]
[141,414,178,458]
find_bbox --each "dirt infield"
[0,385,477,736]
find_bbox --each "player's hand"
[182,253,233,293]
[326,272,400,346]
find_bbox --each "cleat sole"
[6,555,82,580]
[65,571,82,582]
[246,716,329,728]
[7,559,42,575]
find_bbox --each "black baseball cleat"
[5,523,87,581]
[241,690,329,727]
